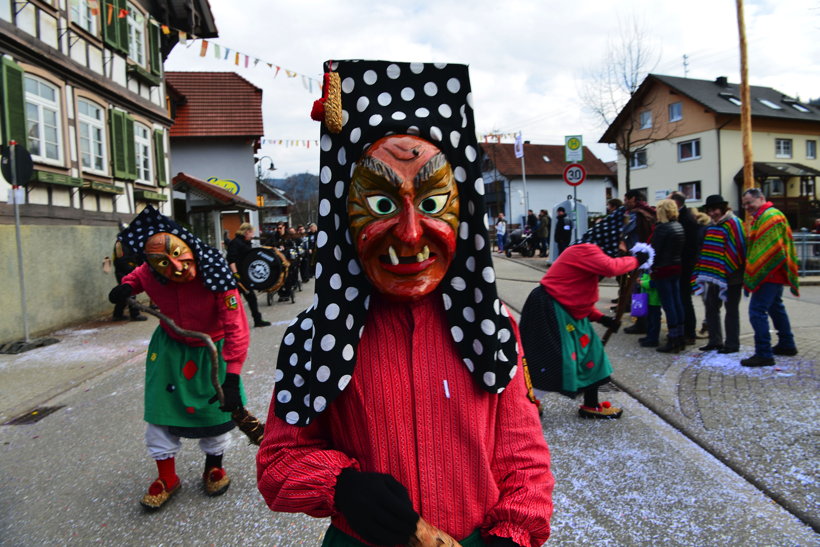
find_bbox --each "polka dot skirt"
[118,205,236,292]
[274,60,518,427]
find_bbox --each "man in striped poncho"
[740,188,799,367]
[692,194,746,354]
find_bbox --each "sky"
[165,0,819,178]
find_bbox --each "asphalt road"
[0,257,816,545]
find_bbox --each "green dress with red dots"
[144,327,246,433]
[551,300,612,393]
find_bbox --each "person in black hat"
[257,60,553,547]
[691,194,746,354]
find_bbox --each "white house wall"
[507,177,613,226]
[627,128,720,206]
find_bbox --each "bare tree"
[581,17,677,191]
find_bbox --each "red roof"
[172,172,257,209]
[479,143,612,177]
[166,72,264,138]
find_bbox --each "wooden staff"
[129,298,265,445]
[408,518,462,547]
[601,269,640,346]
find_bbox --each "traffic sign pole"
[10,142,30,341]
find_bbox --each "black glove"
[634,251,650,266]
[108,283,132,304]
[489,538,521,547]
[219,372,242,412]
[334,468,419,545]
[598,315,621,332]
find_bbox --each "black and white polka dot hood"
[274,60,518,427]
[117,205,236,292]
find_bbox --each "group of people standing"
[623,188,799,368]
[494,207,570,258]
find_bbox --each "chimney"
[715,76,729,87]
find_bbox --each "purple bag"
[631,292,649,317]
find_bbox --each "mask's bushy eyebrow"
[414,153,448,186]
[358,156,402,186]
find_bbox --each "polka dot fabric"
[117,205,236,292]
[578,206,627,258]
[274,60,518,427]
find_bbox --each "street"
[0,256,816,546]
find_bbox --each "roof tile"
[166,72,264,137]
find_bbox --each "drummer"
[227,223,271,328]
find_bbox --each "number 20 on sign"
[563,163,586,186]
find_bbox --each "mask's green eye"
[366,195,398,215]
[419,194,449,215]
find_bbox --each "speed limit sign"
[563,163,586,186]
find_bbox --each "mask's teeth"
[388,245,399,266]
[416,251,424,262]
[422,245,430,260]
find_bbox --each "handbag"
[631,292,649,317]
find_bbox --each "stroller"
[505,227,538,257]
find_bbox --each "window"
[668,102,682,122]
[77,98,106,173]
[629,149,647,169]
[800,177,815,197]
[775,138,792,159]
[134,122,153,183]
[789,103,810,113]
[719,92,742,106]
[807,140,817,160]
[678,180,700,201]
[678,139,701,161]
[70,0,97,35]
[127,3,145,66]
[24,75,63,163]
[678,181,701,201]
[763,178,784,197]
[758,98,782,110]
[639,110,652,129]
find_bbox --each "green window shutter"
[153,129,167,186]
[102,0,120,50]
[116,0,130,55]
[108,109,127,178]
[1,57,27,147]
[148,22,162,76]
[124,114,136,179]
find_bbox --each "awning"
[734,162,820,181]
[172,172,258,211]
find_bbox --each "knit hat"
[273,60,519,426]
[117,205,236,292]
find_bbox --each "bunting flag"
[199,40,209,57]
[106,4,113,24]
[89,0,99,16]
[118,7,128,18]
[260,138,320,148]
[214,43,221,58]
[161,24,171,35]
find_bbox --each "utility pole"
[736,0,754,198]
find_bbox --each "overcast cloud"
[165,0,820,177]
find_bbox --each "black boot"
[656,337,681,353]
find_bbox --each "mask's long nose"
[393,194,422,245]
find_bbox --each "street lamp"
[256,156,276,180]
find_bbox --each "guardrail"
[795,230,820,276]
